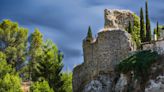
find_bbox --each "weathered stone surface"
[83,74,112,92]
[115,74,128,92]
[73,29,136,92]
[142,40,164,54]
[145,75,164,92]
[104,9,134,29]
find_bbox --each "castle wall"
[73,29,136,92]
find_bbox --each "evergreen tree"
[128,21,133,34]
[156,21,160,39]
[34,40,64,92]
[145,0,151,41]
[0,20,28,69]
[61,72,72,92]
[86,26,93,42]
[140,8,145,42]
[28,29,43,81]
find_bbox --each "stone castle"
[73,9,164,92]
[73,9,136,92]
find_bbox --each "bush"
[0,73,23,92]
[30,80,54,92]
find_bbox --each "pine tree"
[28,29,43,81]
[145,0,151,41]
[34,40,64,92]
[140,8,145,42]
[0,20,28,69]
[128,21,133,34]
[86,26,93,42]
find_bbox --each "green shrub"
[30,80,54,92]
[0,73,23,92]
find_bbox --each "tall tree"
[0,20,28,69]
[156,21,160,39]
[145,0,151,41]
[28,29,43,81]
[140,8,145,42]
[128,21,133,34]
[34,40,64,92]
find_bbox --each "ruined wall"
[73,9,136,92]
[73,8,164,92]
[142,40,164,54]
[104,9,134,29]
[73,29,136,92]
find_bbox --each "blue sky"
[0,0,163,71]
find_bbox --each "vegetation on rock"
[118,50,159,91]
[86,26,93,42]
[131,13,141,48]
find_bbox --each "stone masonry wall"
[73,29,136,92]
[73,9,136,92]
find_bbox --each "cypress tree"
[145,0,151,41]
[128,21,133,34]
[140,8,145,42]
[157,21,160,39]
[86,26,93,42]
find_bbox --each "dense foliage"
[0,74,23,92]
[131,13,141,48]
[0,20,28,69]
[0,20,72,92]
[30,80,54,92]
[61,72,72,92]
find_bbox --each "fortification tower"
[83,27,94,64]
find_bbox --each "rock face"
[104,9,134,29]
[73,29,136,92]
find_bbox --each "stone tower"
[73,9,136,92]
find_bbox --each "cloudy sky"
[0,0,163,70]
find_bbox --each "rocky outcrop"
[73,9,164,92]
[73,9,136,92]
[104,9,134,29]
